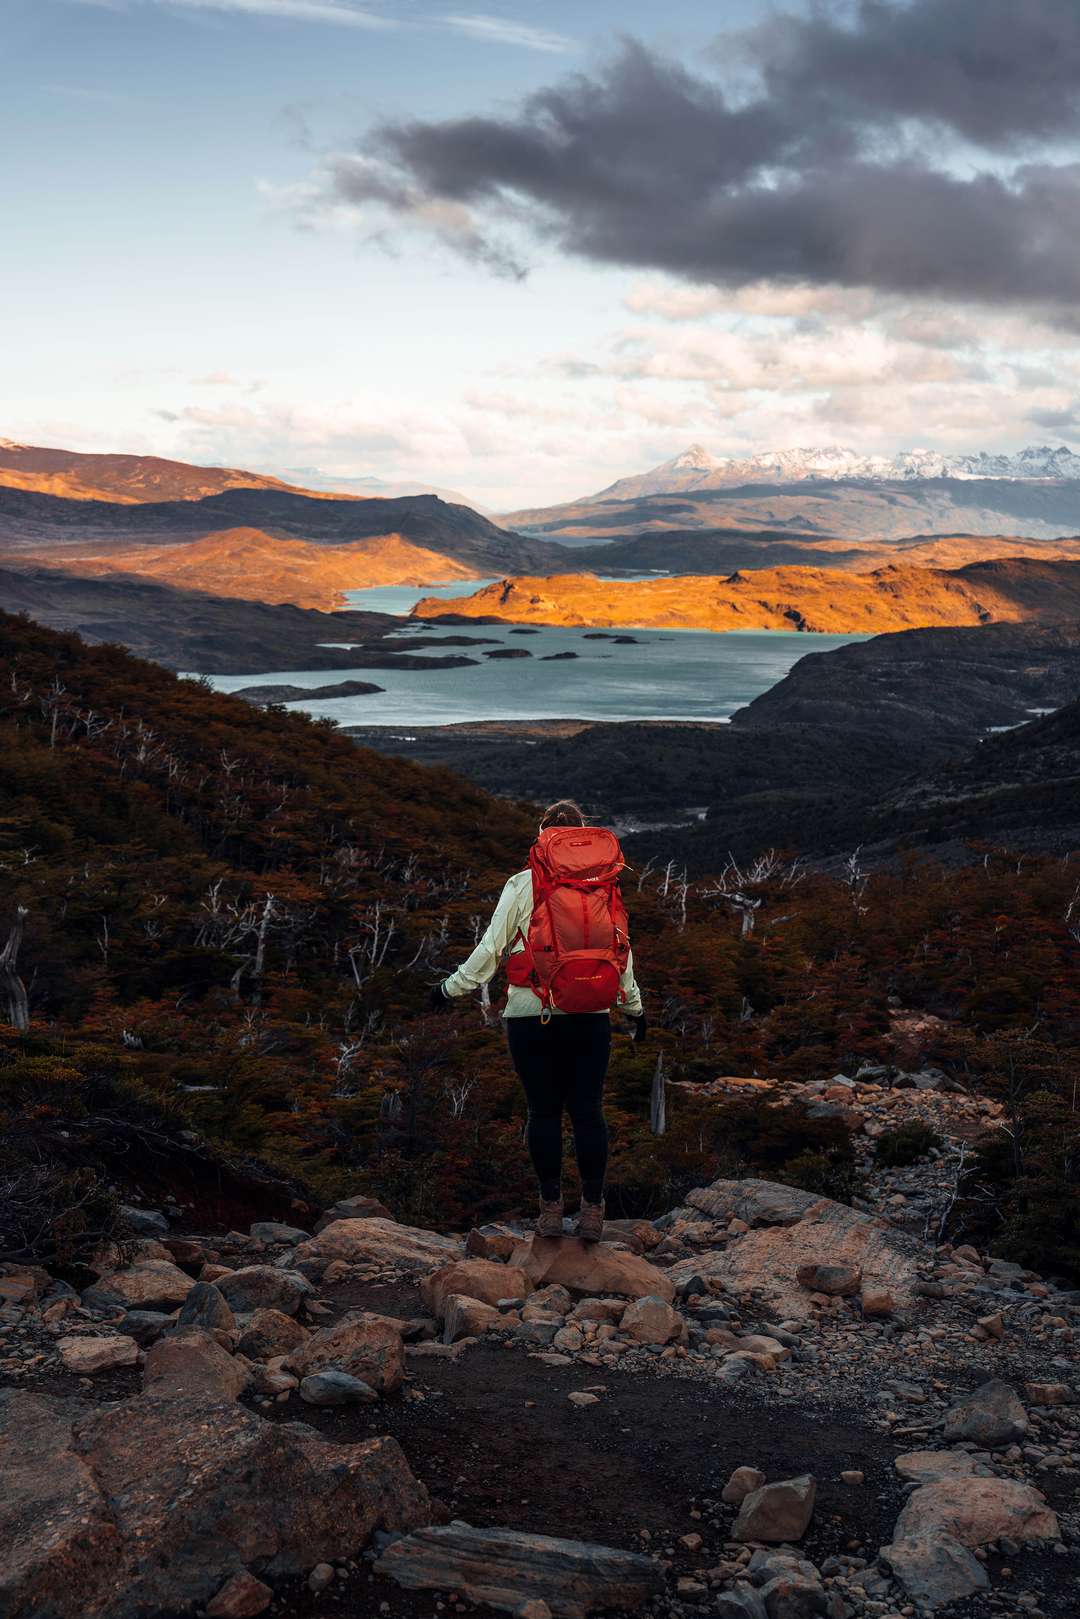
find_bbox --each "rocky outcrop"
[0,1387,429,1619]
[668,1179,921,1322]
[375,1524,664,1617]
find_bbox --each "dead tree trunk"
[1,907,30,1031]
[650,1052,667,1136]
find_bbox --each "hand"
[630,1011,647,1044]
[429,982,452,1012]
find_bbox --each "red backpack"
[505,825,630,1018]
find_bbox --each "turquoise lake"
[202,581,870,728]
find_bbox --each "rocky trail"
[3,1075,1078,1619]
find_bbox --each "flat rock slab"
[294,1216,462,1273]
[376,1523,664,1618]
[82,1259,196,1314]
[58,1335,139,1374]
[509,1238,675,1303]
[893,1476,1059,1548]
[671,1178,920,1321]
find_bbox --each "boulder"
[206,1570,273,1617]
[881,1533,989,1609]
[249,1222,310,1244]
[619,1296,684,1346]
[894,1451,978,1484]
[119,1206,169,1238]
[670,1179,920,1322]
[214,1266,312,1317]
[300,1369,378,1406]
[466,1229,520,1262]
[722,1466,766,1505]
[443,1294,504,1343]
[120,1310,175,1346]
[287,1312,404,1393]
[3,1387,429,1618]
[177,1281,236,1333]
[421,1259,533,1320]
[941,1380,1029,1446]
[82,1260,195,1314]
[294,1216,461,1273]
[237,1308,309,1361]
[376,1523,664,1617]
[57,1335,140,1375]
[716,1591,768,1619]
[314,1195,394,1232]
[733,1477,816,1543]
[893,1476,1059,1547]
[509,1238,675,1303]
[795,1264,861,1297]
[143,1326,250,1401]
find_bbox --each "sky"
[4,0,1080,510]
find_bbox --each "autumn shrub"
[875,1121,943,1167]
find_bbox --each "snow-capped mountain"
[593,443,1080,503]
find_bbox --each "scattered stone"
[722,1466,767,1505]
[1025,1382,1074,1406]
[288,1312,404,1394]
[376,1523,664,1616]
[308,1562,335,1593]
[839,1470,864,1486]
[177,1281,236,1334]
[977,1312,1005,1339]
[422,1260,533,1320]
[119,1206,170,1238]
[83,1260,195,1314]
[859,1288,894,1318]
[300,1369,379,1406]
[942,1379,1029,1446]
[237,1308,309,1361]
[733,1476,816,1543]
[795,1264,862,1298]
[57,1335,139,1375]
[250,1221,310,1244]
[443,1294,504,1343]
[881,1533,989,1609]
[619,1295,684,1346]
[894,1451,977,1483]
[143,1326,249,1401]
[206,1570,273,1617]
[567,1392,600,1408]
[214,1266,312,1318]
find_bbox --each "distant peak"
[671,443,718,468]
[0,438,26,451]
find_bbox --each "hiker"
[432,799,646,1242]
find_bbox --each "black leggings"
[506,1015,611,1203]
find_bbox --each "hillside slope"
[0,484,545,578]
[0,438,322,503]
[414,558,1080,634]
[0,564,499,673]
[35,527,479,610]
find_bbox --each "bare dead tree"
[650,1052,667,1136]
[703,850,803,938]
[0,906,30,1031]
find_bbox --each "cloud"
[300,20,1080,307]
[440,14,573,54]
[73,0,392,27]
[740,0,1080,148]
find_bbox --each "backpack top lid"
[531,824,624,883]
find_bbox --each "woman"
[432,800,646,1241]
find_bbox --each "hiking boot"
[535,1196,565,1239]
[575,1199,605,1243]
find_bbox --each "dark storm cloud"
[745,0,1080,148]
[325,6,1080,306]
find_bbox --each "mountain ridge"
[413,557,1080,635]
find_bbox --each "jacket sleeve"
[443,875,526,998]
[620,947,643,1016]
